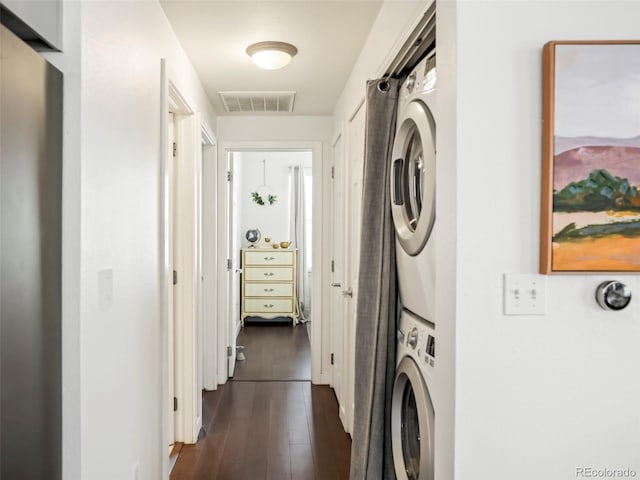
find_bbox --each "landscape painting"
[541,41,640,273]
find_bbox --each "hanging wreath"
[251,159,277,206]
[251,191,277,206]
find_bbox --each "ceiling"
[159,1,383,116]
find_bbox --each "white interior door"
[331,132,347,427]
[226,152,240,377]
[195,135,204,435]
[345,103,366,433]
[167,112,177,447]
[201,140,218,391]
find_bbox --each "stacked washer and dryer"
[390,49,439,480]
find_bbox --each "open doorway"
[217,142,323,385]
[234,151,313,380]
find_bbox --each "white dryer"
[390,50,437,323]
[392,310,437,480]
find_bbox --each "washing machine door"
[390,99,436,256]
[392,356,435,480]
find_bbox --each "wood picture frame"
[541,41,640,273]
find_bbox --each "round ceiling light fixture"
[246,41,298,70]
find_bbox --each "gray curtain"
[350,78,399,480]
[289,165,309,321]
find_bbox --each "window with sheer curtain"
[304,168,312,269]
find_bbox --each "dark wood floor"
[170,324,351,480]
[233,323,310,381]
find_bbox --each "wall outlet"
[504,273,547,315]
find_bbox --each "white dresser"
[241,248,298,326]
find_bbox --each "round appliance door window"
[391,356,435,480]
[401,381,421,479]
[390,100,436,256]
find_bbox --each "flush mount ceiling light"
[246,41,298,70]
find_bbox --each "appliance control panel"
[407,328,419,349]
[426,335,435,359]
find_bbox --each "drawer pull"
[264,304,274,308]
[264,272,274,277]
[264,256,275,261]
[264,288,274,292]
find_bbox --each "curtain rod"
[383,4,436,79]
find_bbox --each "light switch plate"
[98,269,113,311]
[504,273,547,315]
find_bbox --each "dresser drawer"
[245,250,294,266]
[244,267,293,282]
[244,298,293,313]
[245,283,293,297]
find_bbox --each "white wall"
[238,151,312,248]
[451,1,640,479]
[331,0,428,132]
[45,2,217,479]
[217,115,332,145]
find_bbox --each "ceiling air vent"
[218,91,296,113]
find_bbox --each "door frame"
[216,141,326,384]
[160,60,204,480]
[226,152,240,378]
[344,100,366,434]
[330,125,348,427]
[201,128,218,391]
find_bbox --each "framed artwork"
[541,41,640,273]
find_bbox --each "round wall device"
[595,281,632,311]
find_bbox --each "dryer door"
[390,100,436,256]
[392,356,435,480]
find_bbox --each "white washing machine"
[392,310,437,480]
[390,50,437,323]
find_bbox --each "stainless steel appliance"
[390,50,437,324]
[1,22,63,480]
[392,310,437,480]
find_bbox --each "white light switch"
[98,269,113,311]
[504,273,547,315]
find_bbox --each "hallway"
[170,325,351,480]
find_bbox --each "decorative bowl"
[264,237,271,243]
[272,244,280,249]
[280,241,290,248]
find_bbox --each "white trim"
[173,112,201,444]
[159,59,170,480]
[348,98,365,123]
[168,81,194,115]
[201,128,218,392]
[329,123,350,430]
[215,148,229,385]
[201,124,216,146]
[217,141,327,385]
[160,62,203,472]
[331,126,344,149]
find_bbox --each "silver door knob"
[342,288,353,298]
